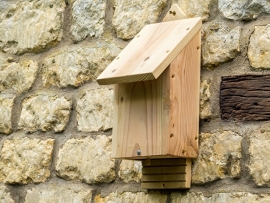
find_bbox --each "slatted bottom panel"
[141,158,191,189]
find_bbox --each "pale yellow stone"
[171,192,270,203]
[25,187,92,203]
[42,43,121,88]
[77,87,113,132]
[118,160,142,183]
[248,24,270,69]
[0,186,14,203]
[0,94,15,134]
[0,0,65,54]
[0,59,38,93]
[56,135,115,184]
[192,131,242,184]
[112,0,166,39]
[177,0,211,21]
[200,80,211,119]
[18,94,71,133]
[0,137,54,184]
[249,130,270,186]
[95,192,167,203]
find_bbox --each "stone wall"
[1,0,270,202]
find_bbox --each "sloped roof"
[97,17,202,85]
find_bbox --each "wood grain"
[220,75,270,121]
[97,18,202,85]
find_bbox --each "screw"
[137,150,141,155]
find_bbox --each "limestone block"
[42,43,121,88]
[219,0,270,20]
[171,192,270,203]
[95,192,167,203]
[112,0,166,39]
[0,59,38,93]
[19,94,71,133]
[0,0,65,54]
[200,80,211,119]
[70,0,106,41]
[56,135,115,184]
[192,131,242,184]
[77,87,113,132]
[177,0,211,21]
[0,137,54,184]
[25,187,92,203]
[249,130,270,186]
[118,160,142,183]
[0,94,15,134]
[248,24,270,69]
[202,24,241,68]
[0,186,14,203]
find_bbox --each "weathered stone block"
[248,24,270,69]
[95,192,167,203]
[177,0,211,21]
[200,80,211,119]
[25,187,92,203]
[219,0,270,20]
[118,160,142,183]
[0,186,14,203]
[192,131,242,184]
[77,87,113,132]
[0,94,15,134]
[0,137,54,184]
[18,94,72,133]
[70,0,106,41]
[249,129,270,186]
[112,0,166,39]
[202,23,241,68]
[0,59,38,93]
[171,192,270,203]
[0,0,65,54]
[42,43,121,88]
[56,135,115,184]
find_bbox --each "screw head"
[137,150,141,155]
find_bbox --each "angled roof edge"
[97,17,202,85]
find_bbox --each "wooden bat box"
[97,17,202,189]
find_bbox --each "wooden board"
[162,4,185,22]
[141,158,191,189]
[97,17,202,85]
[220,75,270,121]
[111,32,200,159]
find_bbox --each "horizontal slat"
[142,166,186,174]
[142,158,187,166]
[141,174,186,182]
[141,181,188,189]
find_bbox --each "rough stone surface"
[77,87,113,132]
[56,135,115,184]
[0,137,54,184]
[0,94,15,134]
[118,160,142,183]
[42,43,121,88]
[0,59,38,93]
[177,0,211,21]
[70,0,106,41]
[249,130,270,186]
[171,192,270,203]
[112,0,167,39]
[248,24,270,69]
[95,192,167,203]
[0,186,14,203]
[202,24,241,68]
[0,0,65,54]
[219,0,270,20]
[200,80,211,119]
[19,94,71,133]
[25,187,92,203]
[192,131,242,184]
